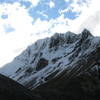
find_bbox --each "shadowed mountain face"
[32,73,100,100]
[0,29,100,100]
[0,74,40,100]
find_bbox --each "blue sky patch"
[4,25,15,33]
[20,1,31,8]
[1,14,8,19]
[0,0,85,21]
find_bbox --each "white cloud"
[73,0,90,12]
[59,0,100,36]
[70,0,100,36]
[59,8,69,15]
[0,2,36,67]
[37,11,48,19]
[30,17,68,37]
[64,0,69,2]
[49,1,55,8]
[59,0,90,18]
[31,18,51,35]
[49,14,69,33]
[23,0,40,7]
[31,14,69,35]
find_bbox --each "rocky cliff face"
[0,29,100,91]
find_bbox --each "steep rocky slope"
[32,73,100,100]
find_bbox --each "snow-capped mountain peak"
[0,29,100,90]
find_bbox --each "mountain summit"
[0,29,100,94]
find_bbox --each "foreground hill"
[0,74,40,100]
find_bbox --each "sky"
[0,0,100,67]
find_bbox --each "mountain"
[0,29,100,100]
[0,73,40,100]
